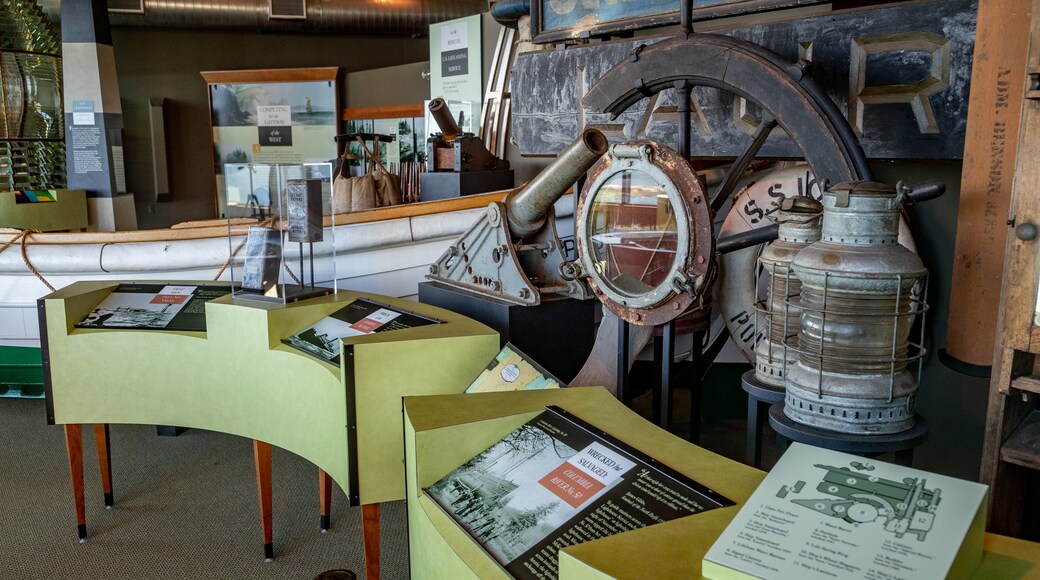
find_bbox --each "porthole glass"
[586,169,679,297]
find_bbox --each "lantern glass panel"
[586,169,679,296]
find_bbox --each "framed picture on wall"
[201,67,342,216]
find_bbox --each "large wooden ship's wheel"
[574,32,876,370]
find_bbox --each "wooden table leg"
[319,468,332,532]
[93,424,113,509]
[64,424,87,542]
[253,440,273,562]
[362,503,380,580]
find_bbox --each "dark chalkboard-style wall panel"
[513,0,976,160]
[532,0,829,43]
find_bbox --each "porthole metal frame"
[576,140,713,326]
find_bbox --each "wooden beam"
[0,190,511,246]
[945,0,1033,366]
[342,104,425,121]
[201,67,340,84]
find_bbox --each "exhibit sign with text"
[426,406,733,579]
[429,14,482,136]
[205,69,340,213]
[466,343,562,393]
[703,443,988,580]
[282,298,442,365]
[210,81,335,167]
[75,284,234,332]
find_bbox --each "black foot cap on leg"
[77,524,87,542]
[104,492,114,509]
[320,514,330,532]
[263,543,274,562]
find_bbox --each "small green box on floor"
[0,346,44,398]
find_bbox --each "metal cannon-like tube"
[428,97,461,143]
[506,128,609,239]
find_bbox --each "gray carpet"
[0,398,408,580]
[0,378,768,579]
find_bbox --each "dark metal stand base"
[768,403,929,466]
[418,281,596,383]
[741,370,785,468]
[155,425,187,437]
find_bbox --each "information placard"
[426,406,733,579]
[75,284,234,332]
[282,298,442,365]
[703,443,988,580]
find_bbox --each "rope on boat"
[0,229,55,292]
[212,218,303,286]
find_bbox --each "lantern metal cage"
[751,198,823,388]
[781,269,929,434]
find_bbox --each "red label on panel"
[538,464,605,508]
[150,294,190,305]
[350,318,384,334]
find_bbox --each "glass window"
[586,169,679,296]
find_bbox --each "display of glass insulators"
[753,196,822,387]
[0,1,64,190]
[785,181,927,434]
[16,53,62,140]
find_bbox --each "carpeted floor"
[0,397,408,580]
[0,369,771,580]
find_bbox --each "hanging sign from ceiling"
[532,0,829,43]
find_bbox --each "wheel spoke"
[710,115,778,213]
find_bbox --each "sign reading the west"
[257,105,293,146]
[514,0,976,160]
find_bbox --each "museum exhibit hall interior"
[3,0,1040,578]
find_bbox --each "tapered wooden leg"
[93,424,113,509]
[362,503,380,580]
[253,440,273,561]
[318,468,332,532]
[64,424,87,542]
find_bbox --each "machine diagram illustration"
[776,461,941,541]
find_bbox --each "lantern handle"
[903,180,946,205]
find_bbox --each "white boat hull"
[1,197,577,348]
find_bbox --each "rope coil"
[0,229,55,292]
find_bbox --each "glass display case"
[224,162,336,303]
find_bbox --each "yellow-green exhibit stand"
[41,281,499,578]
[403,388,1040,579]
[0,189,89,231]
